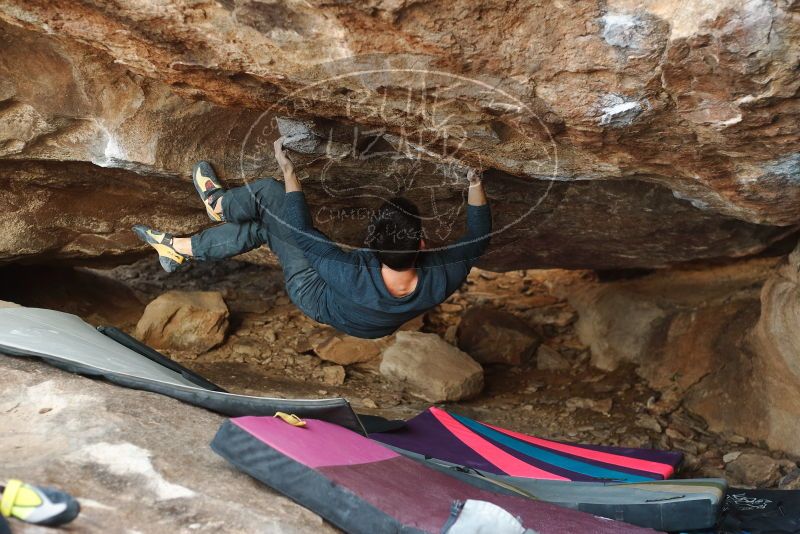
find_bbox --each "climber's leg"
[179,177,289,261]
[221,178,327,317]
[186,175,326,318]
[189,221,267,261]
[132,225,189,273]
[189,163,283,225]
[219,178,290,228]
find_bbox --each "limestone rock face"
[457,306,540,365]
[0,1,798,270]
[380,331,483,402]
[135,290,229,352]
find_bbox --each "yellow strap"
[152,243,185,264]
[1,479,22,517]
[274,412,306,427]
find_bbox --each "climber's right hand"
[466,167,482,186]
[273,136,294,175]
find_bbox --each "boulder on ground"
[780,468,800,490]
[398,315,424,332]
[380,331,483,402]
[522,304,577,328]
[635,414,662,433]
[456,306,539,365]
[310,331,381,366]
[536,345,570,371]
[749,244,800,455]
[319,364,346,386]
[725,453,783,488]
[135,290,229,352]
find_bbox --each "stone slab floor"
[0,357,336,534]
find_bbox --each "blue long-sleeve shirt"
[283,192,492,338]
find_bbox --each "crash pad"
[211,415,654,534]
[0,307,363,433]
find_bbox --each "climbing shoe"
[192,161,226,222]
[132,224,188,273]
[1,479,80,527]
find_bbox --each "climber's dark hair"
[369,197,422,270]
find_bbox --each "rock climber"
[133,136,491,339]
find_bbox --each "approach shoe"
[1,479,80,527]
[192,161,226,222]
[132,224,188,273]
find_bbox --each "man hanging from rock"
[133,137,491,339]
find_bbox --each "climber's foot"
[1,479,80,527]
[192,161,226,222]
[132,225,188,273]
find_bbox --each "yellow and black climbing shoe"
[132,225,188,273]
[1,479,80,527]
[192,161,226,222]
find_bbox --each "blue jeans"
[190,178,326,320]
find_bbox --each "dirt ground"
[3,256,798,488]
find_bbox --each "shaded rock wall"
[566,251,800,455]
[3,160,207,264]
[0,1,799,269]
[749,244,800,454]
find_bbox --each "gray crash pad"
[0,307,363,433]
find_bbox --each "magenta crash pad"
[211,416,654,534]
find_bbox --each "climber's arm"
[274,137,301,193]
[274,135,358,279]
[467,167,487,207]
[429,168,491,292]
[451,168,491,256]
[283,191,361,280]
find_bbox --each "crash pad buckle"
[274,412,306,427]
